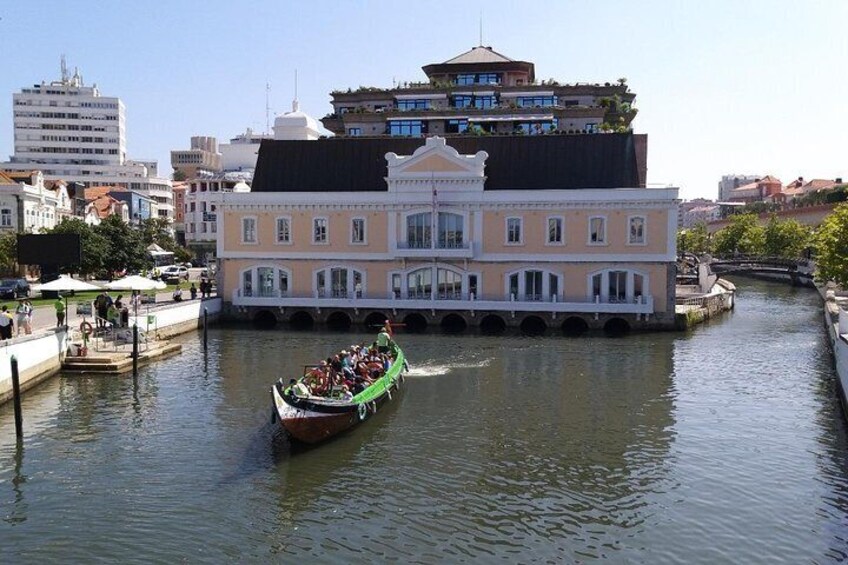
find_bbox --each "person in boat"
[289,378,311,398]
[376,327,392,354]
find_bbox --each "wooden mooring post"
[203,307,208,351]
[11,355,22,439]
[132,324,139,377]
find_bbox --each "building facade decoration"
[217,136,679,332]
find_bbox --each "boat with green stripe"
[271,340,407,444]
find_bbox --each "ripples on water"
[1,280,847,563]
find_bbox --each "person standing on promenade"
[54,296,66,327]
[0,305,13,339]
[15,298,30,336]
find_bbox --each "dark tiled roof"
[252,133,645,192]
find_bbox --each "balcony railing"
[397,240,470,250]
[231,288,655,314]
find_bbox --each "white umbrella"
[104,275,166,322]
[38,275,102,293]
[37,276,102,329]
[104,275,166,291]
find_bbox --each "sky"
[0,0,846,200]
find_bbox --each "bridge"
[709,257,815,287]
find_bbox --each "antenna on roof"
[479,9,483,46]
[60,54,68,83]
[293,69,299,112]
[265,81,271,134]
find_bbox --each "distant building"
[678,198,715,227]
[728,175,782,203]
[0,170,66,232]
[83,194,129,226]
[84,185,155,225]
[683,205,721,228]
[171,136,222,179]
[322,45,637,138]
[219,128,272,174]
[3,60,174,220]
[172,181,187,245]
[718,174,761,201]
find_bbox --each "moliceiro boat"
[271,336,407,444]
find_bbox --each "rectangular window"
[0,209,11,227]
[347,127,362,136]
[451,95,473,108]
[473,96,496,109]
[516,121,557,135]
[515,96,557,107]
[585,123,599,133]
[446,119,468,133]
[392,273,402,298]
[589,216,606,244]
[276,217,291,244]
[388,120,425,136]
[396,99,430,111]
[628,216,646,244]
[351,217,366,244]
[242,217,256,243]
[547,217,563,244]
[313,217,328,244]
[506,217,522,244]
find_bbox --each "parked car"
[0,278,30,299]
[160,265,189,283]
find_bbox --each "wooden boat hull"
[271,347,406,444]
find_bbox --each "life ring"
[80,321,94,337]
[358,403,368,421]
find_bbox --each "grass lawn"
[18,282,187,309]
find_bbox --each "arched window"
[240,265,292,298]
[437,268,463,299]
[438,213,464,249]
[406,212,432,249]
[407,268,432,299]
[505,269,562,302]
[589,269,649,303]
[314,266,365,299]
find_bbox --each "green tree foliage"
[172,169,187,182]
[138,217,192,263]
[763,216,811,258]
[677,223,712,255]
[0,233,17,276]
[49,217,109,276]
[712,213,765,256]
[93,215,149,277]
[814,203,848,287]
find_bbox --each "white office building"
[3,61,174,220]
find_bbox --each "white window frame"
[588,215,607,246]
[505,216,523,245]
[627,215,647,246]
[350,216,367,245]
[241,215,257,244]
[504,268,562,302]
[313,265,366,298]
[275,215,292,245]
[546,215,565,246]
[586,268,649,303]
[312,216,329,245]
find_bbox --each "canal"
[1,280,847,562]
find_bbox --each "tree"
[678,223,712,255]
[712,213,765,256]
[138,217,192,263]
[48,217,109,276]
[0,233,17,276]
[93,215,149,277]
[814,203,848,287]
[172,169,187,182]
[763,215,811,258]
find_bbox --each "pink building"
[216,135,679,334]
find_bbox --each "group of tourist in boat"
[288,326,396,401]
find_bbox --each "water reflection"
[0,280,847,562]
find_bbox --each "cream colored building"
[217,136,678,334]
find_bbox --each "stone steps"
[62,343,182,374]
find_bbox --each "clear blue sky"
[1,0,846,200]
